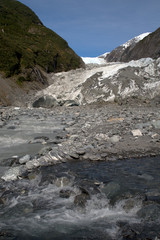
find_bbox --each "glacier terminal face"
[81,57,107,65]
[32,57,160,107]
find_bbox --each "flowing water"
[0,108,160,239]
[0,157,160,239]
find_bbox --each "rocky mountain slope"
[120,27,160,62]
[106,27,160,62]
[105,33,150,62]
[0,0,84,105]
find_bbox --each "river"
[0,107,160,239]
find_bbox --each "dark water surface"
[0,156,160,239]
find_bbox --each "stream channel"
[0,108,160,239]
[0,157,160,240]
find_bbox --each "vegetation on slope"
[0,0,84,83]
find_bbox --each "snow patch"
[121,32,151,49]
[98,58,153,81]
[81,57,106,65]
[98,52,110,58]
[120,80,139,97]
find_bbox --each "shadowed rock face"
[121,27,160,62]
[106,27,160,62]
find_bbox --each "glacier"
[32,57,160,107]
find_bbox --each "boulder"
[101,182,121,200]
[74,188,90,208]
[63,100,80,107]
[19,154,31,164]
[55,177,70,187]
[59,189,73,198]
[1,166,27,181]
[32,95,58,108]
[137,204,160,221]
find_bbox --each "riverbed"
[0,105,160,239]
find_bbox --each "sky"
[19,0,160,57]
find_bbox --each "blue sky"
[19,0,160,57]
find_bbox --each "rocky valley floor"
[0,103,160,239]
[1,103,160,167]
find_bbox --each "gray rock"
[131,129,142,137]
[1,166,27,181]
[39,146,52,156]
[19,154,31,164]
[74,188,90,208]
[101,181,121,199]
[27,173,37,180]
[59,189,73,198]
[32,95,58,108]
[109,135,121,144]
[69,153,79,159]
[152,120,160,129]
[0,120,4,128]
[34,136,49,141]
[100,153,108,158]
[63,100,79,107]
[138,173,154,181]
[76,149,86,155]
[0,157,18,167]
[55,177,70,187]
[82,153,101,161]
[137,204,160,221]
[7,125,16,129]
[26,159,40,170]
[66,121,76,126]
[123,198,138,212]
[0,197,5,205]
[146,195,160,204]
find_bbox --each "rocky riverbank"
[0,103,160,180]
[0,103,160,239]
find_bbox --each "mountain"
[0,0,84,105]
[120,27,160,62]
[32,27,160,107]
[0,0,84,77]
[82,31,155,65]
[105,33,150,62]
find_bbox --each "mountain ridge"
[120,27,160,62]
[105,32,151,62]
[105,28,160,62]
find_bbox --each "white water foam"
[0,179,142,238]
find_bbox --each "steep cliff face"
[0,0,84,105]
